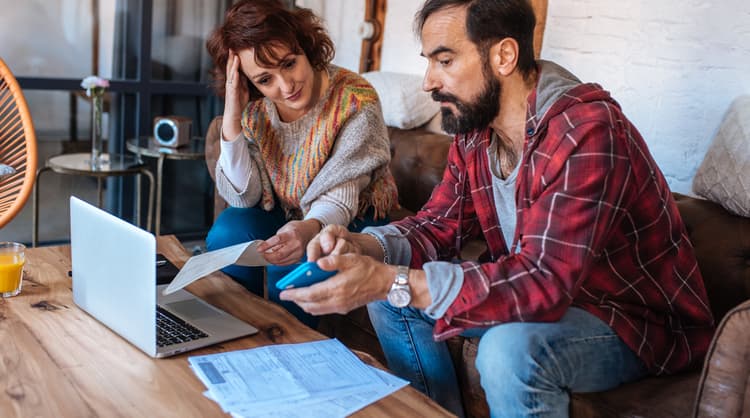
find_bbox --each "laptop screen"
[70,196,158,357]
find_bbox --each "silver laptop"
[70,196,258,358]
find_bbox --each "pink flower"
[81,75,110,97]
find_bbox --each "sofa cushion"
[693,95,750,217]
[388,127,452,213]
[363,71,440,129]
[570,372,700,418]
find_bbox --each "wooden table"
[0,236,453,417]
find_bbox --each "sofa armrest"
[205,116,222,182]
[205,116,227,220]
[693,298,750,418]
[673,193,750,320]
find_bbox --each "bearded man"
[279,0,715,416]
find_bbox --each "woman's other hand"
[257,219,322,265]
[222,51,249,141]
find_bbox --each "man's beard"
[432,71,501,134]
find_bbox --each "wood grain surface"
[0,235,453,417]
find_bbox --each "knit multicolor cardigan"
[241,66,398,221]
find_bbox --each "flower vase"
[90,94,104,168]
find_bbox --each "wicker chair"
[0,57,38,229]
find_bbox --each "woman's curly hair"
[206,0,335,101]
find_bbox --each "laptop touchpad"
[165,299,220,319]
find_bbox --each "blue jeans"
[207,205,388,329]
[367,303,648,418]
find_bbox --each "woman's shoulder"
[242,97,269,117]
[328,65,365,83]
[327,65,378,104]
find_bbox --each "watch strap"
[387,265,412,308]
[395,265,409,284]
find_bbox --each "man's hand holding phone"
[278,225,402,316]
[275,261,338,290]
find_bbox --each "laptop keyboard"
[156,306,209,347]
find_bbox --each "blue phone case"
[275,261,337,290]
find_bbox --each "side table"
[126,137,205,236]
[32,153,155,247]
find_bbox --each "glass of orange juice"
[0,242,25,297]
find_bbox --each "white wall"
[296,0,365,72]
[543,1,750,194]
[374,1,750,194]
[380,1,427,76]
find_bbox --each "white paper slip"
[163,240,268,295]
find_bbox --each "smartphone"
[275,261,337,290]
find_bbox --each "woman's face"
[237,45,318,121]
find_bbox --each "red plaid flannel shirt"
[392,83,715,374]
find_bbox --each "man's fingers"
[279,283,335,313]
[331,238,352,255]
[317,224,355,255]
[317,231,336,254]
[307,235,323,261]
[308,224,349,260]
[281,286,349,316]
[317,253,359,272]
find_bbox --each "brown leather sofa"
[205,118,750,417]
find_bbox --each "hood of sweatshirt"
[531,60,621,132]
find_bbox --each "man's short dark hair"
[415,0,536,78]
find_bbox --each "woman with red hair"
[205,0,397,327]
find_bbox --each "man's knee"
[475,322,545,379]
[366,300,393,327]
[367,302,431,335]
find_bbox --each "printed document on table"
[188,339,407,416]
[163,240,268,295]
[227,367,408,418]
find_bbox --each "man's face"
[420,6,501,134]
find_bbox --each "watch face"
[387,288,411,308]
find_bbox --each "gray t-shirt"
[363,136,521,319]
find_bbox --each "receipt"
[162,240,269,295]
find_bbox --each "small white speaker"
[153,116,192,148]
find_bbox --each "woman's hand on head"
[221,51,249,141]
[257,219,322,265]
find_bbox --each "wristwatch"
[387,265,412,308]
